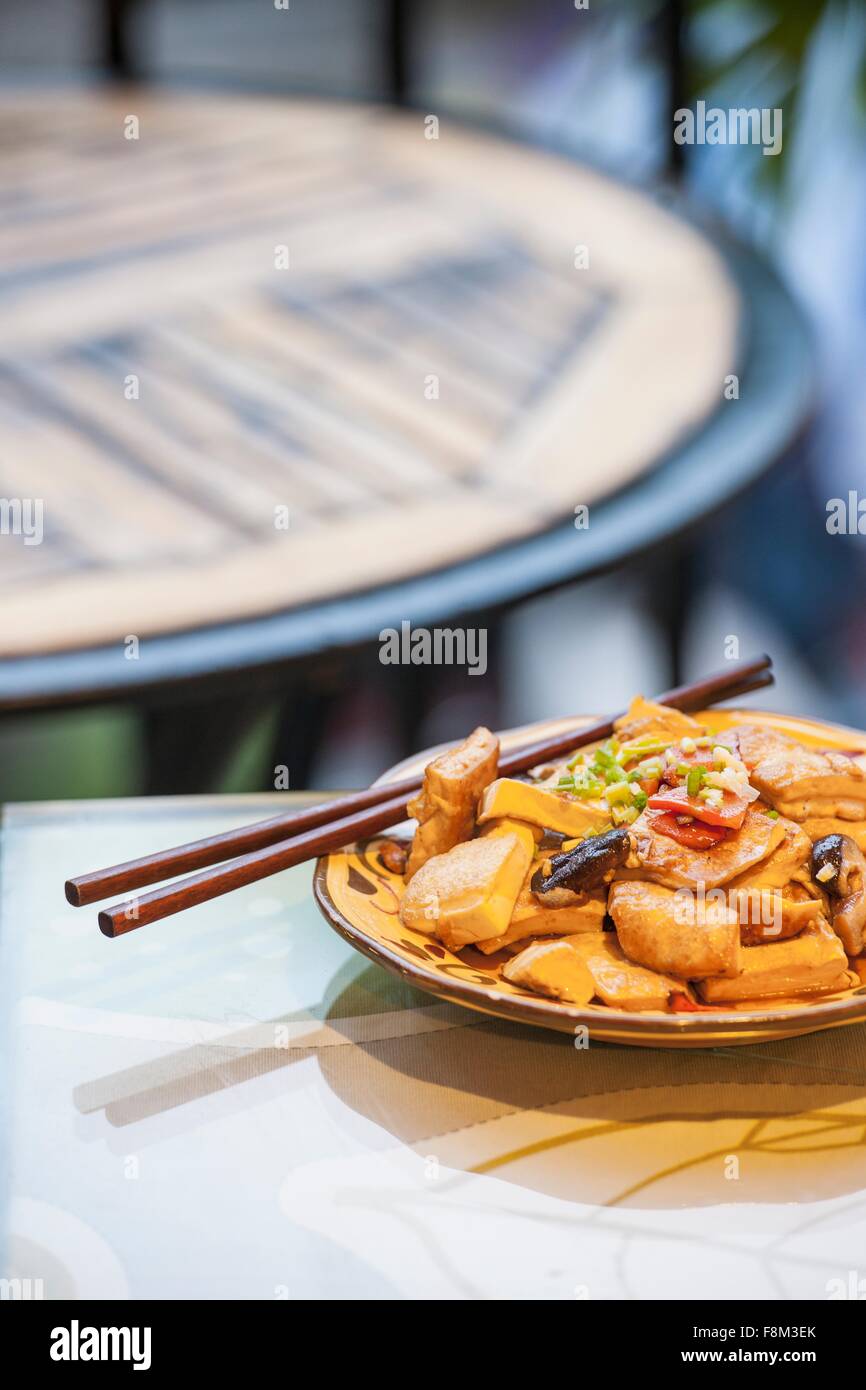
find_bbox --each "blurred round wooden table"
[0,89,811,711]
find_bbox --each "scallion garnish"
[619,738,673,757]
[605,782,633,806]
[686,765,707,798]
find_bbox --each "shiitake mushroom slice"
[531,826,630,901]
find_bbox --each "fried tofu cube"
[729,723,866,821]
[503,939,595,1005]
[698,920,850,1003]
[627,804,786,890]
[476,874,606,954]
[613,696,702,744]
[608,880,741,979]
[405,726,499,878]
[726,817,812,892]
[566,933,684,1011]
[399,833,530,950]
[478,816,542,861]
[802,819,866,855]
[477,778,607,839]
[734,883,825,945]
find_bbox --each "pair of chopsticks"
[65,655,774,938]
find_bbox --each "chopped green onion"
[610,803,639,826]
[619,738,673,758]
[631,789,648,811]
[764,808,780,819]
[569,773,605,799]
[605,782,633,806]
[686,765,707,798]
[636,758,662,778]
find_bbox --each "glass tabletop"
[3,795,864,1299]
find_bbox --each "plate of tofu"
[313,700,866,1046]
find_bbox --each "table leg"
[641,538,697,687]
[101,0,137,77]
[384,0,410,104]
[387,609,503,755]
[659,0,686,179]
[267,669,344,791]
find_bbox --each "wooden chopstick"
[67,653,773,910]
[97,790,413,937]
[89,656,773,938]
[65,776,427,907]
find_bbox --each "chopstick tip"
[64,879,82,907]
[97,910,117,938]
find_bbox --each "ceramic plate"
[314,709,866,1047]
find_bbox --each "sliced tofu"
[726,816,812,891]
[698,919,851,1003]
[399,832,530,951]
[729,723,866,822]
[478,777,608,839]
[625,804,786,890]
[608,880,740,979]
[405,726,499,878]
[503,939,595,1005]
[801,818,866,855]
[613,696,702,744]
[734,883,825,945]
[624,811,823,947]
[566,933,685,1012]
[793,798,866,820]
[476,880,606,954]
[479,816,542,861]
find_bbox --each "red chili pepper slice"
[646,809,731,850]
[647,786,748,830]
